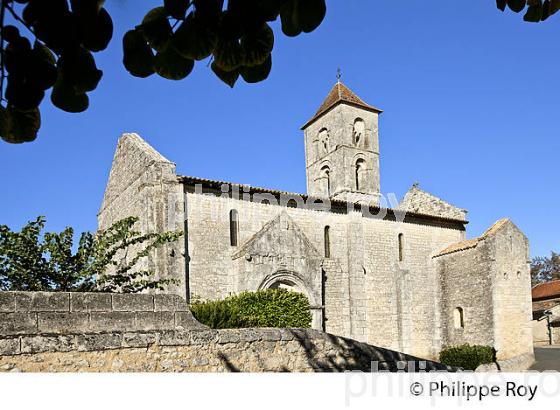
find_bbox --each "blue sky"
[0,1,558,257]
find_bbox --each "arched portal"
[259,270,322,330]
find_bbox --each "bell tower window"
[321,166,331,196]
[355,159,365,191]
[353,118,365,146]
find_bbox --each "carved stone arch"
[259,270,317,307]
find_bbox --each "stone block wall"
[98,133,186,298]
[0,292,205,337]
[0,327,455,372]
[435,219,534,363]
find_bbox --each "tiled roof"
[532,280,560,301]
[532,299,560,314]
[302,82,382,129]
[433,218,510,258]
[177,175,469,225]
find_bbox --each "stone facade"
[97,81,534,364]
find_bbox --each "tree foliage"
[497,0,560,22]
[0,216,182,293]
[0,0,327,143]
[531,251,560,286]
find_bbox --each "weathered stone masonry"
[0,291,455,372]
[96,81,534,365]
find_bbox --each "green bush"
[190,288,312,329]
[439,344,496,370]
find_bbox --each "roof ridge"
[302,81,382,129]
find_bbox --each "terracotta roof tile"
[302,82,382,129]
[433,218,510,258]
[532,280,560,301]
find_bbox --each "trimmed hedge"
[439,344,495,370]
[190,288,312,329]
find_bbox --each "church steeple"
[302,81,382,130]
[301,81,382,203]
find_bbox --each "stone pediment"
[232,212,321,261]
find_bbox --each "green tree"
[0,215,182,292]
[531,251,560,286]
[0,0,327,143]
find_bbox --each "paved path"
[530,347,560,371]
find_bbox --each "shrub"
[190,288,312,329]
[439,344,496,370]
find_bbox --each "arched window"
[398,233,404,262]
[229,209,238,247]
[355,159,365,191]
[319,128,330,155]
[324,226,331,258]
[287,199,298,208]
[321,166,331,196]
[353,118,365,146]
[454,307,464,329]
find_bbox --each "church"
[99,80,534,363]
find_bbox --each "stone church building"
[99,81,533,362]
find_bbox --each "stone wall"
[434,219,534,362]
[0,327,454,373]
[184,187,465,359]
[98,133,186,298]
[399,185,468,222]
[0,292,205,336]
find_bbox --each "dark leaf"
[241,23,274,67]
[30,42,58,90]
[5,77,45,111]
[213,16,245,71]
[6,106,41,143]
[172,14,217,61]
[193,0,224,23]
[524,4,543,20]
[164,0,190,19]
[542,0,551,19]
[297,0,326,33]
[59,47,103,93]
[256,0,290,21]
[51,73,89,113]
[497,0,508,11]
[123,29,155,78]
[507,0,527,13]
[4,36,32,77]
[1,25,21,43]
[80,8,114,52]
[280,0,301,37]
[550,0,560,15]
[139,7,173,52]
[240,55,272,83]
[29,2,78,55]
[154,46,195,80]
[0,106,13,143]
[211,61,239,87]
[69,0,105,16]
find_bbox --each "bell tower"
[301,80,382,203]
